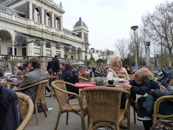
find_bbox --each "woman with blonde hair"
[107,55,130,83]
[107,55,129,129]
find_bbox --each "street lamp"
[156,54,159,67]
[131,25,138,70]
[146,41,150,66]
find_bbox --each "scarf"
[112,67,126,78]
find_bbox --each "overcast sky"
[55,0,171,51]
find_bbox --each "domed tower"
[73,17,89,43]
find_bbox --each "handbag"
[150,120,173,130]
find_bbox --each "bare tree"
[142,1,173,61]
[114,38,129,59]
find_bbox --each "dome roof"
[74,17,86,27]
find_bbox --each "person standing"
[51,55,59,75]
[47,57,53,75]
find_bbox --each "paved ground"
[26,96,145,130]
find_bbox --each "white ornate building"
[0,0,90,70]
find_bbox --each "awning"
[14,40,33,46]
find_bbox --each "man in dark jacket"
[51,55,59,75]
[0,85,22,130]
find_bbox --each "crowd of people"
[1,54,173,130]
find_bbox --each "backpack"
[150,120,173,130]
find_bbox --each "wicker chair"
[14,80,48,125]
[78,76,90,82]
[80,73,88,79]
[153,95,173,123]
[81,87,131,130]
[51,80,88,130]
[16,92,34,130]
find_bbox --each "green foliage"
[84,60,92,67]
[9,60,18,67]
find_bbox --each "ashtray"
[96,82,104,85]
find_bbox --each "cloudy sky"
[55,0,171,51]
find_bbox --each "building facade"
[0,0,90,70]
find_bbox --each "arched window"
[46,42,51,48]
[55,17,59,30]
[46,13,50,26]
[34,8,40,23]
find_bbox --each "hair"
[29,57,40,68]
[134,68,153,82]
[124,65,129,69]
[64,64,73,72]
[109,55,120,68]
[168,66,172,70]
[60,63,65,66]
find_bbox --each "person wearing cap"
[22,63,29,75]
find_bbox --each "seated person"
[123,68,160,115]
[22,63,29,75]
[0,85,22,129]
[18,57,47,101]
[12,66,22,76]
[90,67,102,77]
[59,63,65,74]
[124,65,131,74]
[106,55,129,129]
[137,87,173,130]
[59,64,73,80]
[79,68,85,74]
[107,55,129,82]
[129,66,135,74]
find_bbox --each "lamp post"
[131,25,138,70]
[146,41,150,66]
[156,54,159,67]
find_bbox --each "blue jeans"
[138,96,173,130]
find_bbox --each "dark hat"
[22,63,28,69]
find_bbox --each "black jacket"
[47,61,52,71]
[0,85,22,130]
[130,80,160,104]
[51,58,59,73]
[152,88,173,99]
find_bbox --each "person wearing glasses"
[107,55,130,129]
[107,55,129,83]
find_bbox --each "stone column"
[60,45,64,58]
[29,1,33,20]
[60,16,63,31]
[12,40,15,55]
[52,12,54,28]
[42,42,46,56]
[41,6,44,24]
[51,43,55,57]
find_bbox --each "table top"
[47,76,58,79]
[75,82,96,88]
[0,80,23,85]
[96,83,123,89]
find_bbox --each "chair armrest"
[78,76,89,82]
[153,95,173,115]
[64,81,77,87]
[14,82,40,92]
[52,84,84,109]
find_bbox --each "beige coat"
[107,67,130,83]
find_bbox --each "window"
[46,43,51,48]
[46,13,50,26]
[46,50,51,56]
[64,55,67,58]
[34,41,40,46]
[96,50,99,53]
[7,47,16,55]
[71,55,73,59]
[56,45,60,50]
[34,48,41,56]
[34,8,40,23]
[55,18,59,30]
